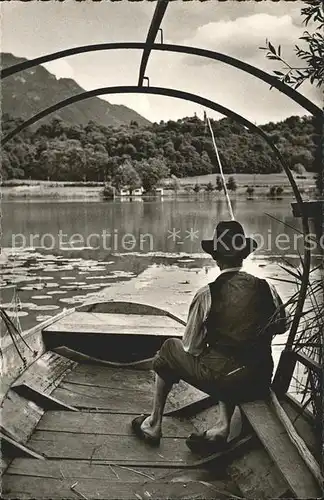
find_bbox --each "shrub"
[205,181,214,192]
[226,176,237,192]
[268,185,284,198]
[102,184,115,200]
[269,185,277,197]
[216,176,223,192]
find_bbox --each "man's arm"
[182,286,211,356]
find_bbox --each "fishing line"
[205,112,235,221]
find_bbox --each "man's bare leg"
[140,374,173,438]
[205,401,235,440]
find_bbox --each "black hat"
[201,220,258,259]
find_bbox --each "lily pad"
[85,275,107,280]
[6,310,29,317]
[32,304,60,311]
[36,315,52,322]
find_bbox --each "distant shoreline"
[1,172,316,200]
[2,185,296,200]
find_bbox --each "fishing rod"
[204,111,235,221]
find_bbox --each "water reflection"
[2,198,313,258]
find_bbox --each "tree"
[205,181,214,193]
[269,186,277,198]
[276,186,284,197]
[268,185,284,198]
[293,163,307,176]
[246,186,255,197]
[135,158,169,193]
[193,183,201,193]
[260,1,324,89]
[1,110,318,182]
[227,176,237,192]
[112,161,141,194]
[102,184,115,200]
[216,176,223,192]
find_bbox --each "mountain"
[1,53,151,127]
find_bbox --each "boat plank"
[52,379,207,413]
[1,458,11,476]
[13,384,78,412]
[52,384,153,411]
[240,399,321,498]
[64,364,155,390]
[280,398,317,456]
[0,432,45,460]
[64,365,207,413]
[13,351,77,395]
[1,390,44,444]
[77,302,185,323]
[43,312,184,336]
[5,459,173,481]
[228,446,290,499]
[2,477,229,499]
[28,430,195,464]
[37,411,195,437]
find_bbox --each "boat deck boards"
[2,360,238,499]
[3,349,322,499]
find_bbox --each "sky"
[1,0,321,125]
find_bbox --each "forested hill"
[2,113,316,182]
[1,53,151,128]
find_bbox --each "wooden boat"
[1,301,322,499]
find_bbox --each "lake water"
[2,197,308,257]
[1,197,316,330]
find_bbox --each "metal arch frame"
[2,0,316,398]
[1,42,321,118]
[138,0,169,87]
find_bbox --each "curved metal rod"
[2,85,311,358]
[138,0,169,86]
[0,43,320,118]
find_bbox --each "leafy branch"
[260,0,324,89]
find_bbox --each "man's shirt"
[183,268,287,356]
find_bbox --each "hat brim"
[201,237,258,259]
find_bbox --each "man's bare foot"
[205,425,229,441]
[140,415,161,439]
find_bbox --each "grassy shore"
[1,184,103,200]
[2,173,317,200]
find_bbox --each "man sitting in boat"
[132,220,287,451]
